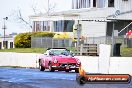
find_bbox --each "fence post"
[80,44,83,56]
[52,38,53,48]
[58,40,59,48]
[93,37,95,44]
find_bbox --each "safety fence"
[31,36,132,49]
[31,37,72,48]
[84,36,132,48]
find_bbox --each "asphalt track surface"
[0,67,132,88]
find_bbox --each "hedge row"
[14,32,55,48]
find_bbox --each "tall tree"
[11,0,56,31]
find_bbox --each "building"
[72,0,114,9]
[30,0,132,39]
[0,33,17,49]
[71,0,132,37]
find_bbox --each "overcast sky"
[0,0,71,35]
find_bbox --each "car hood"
[53,55,77,63]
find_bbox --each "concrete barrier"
[0,52,40,68]
[0,52,132,75]
[76,56,132,75]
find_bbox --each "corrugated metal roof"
[107,10,132,20]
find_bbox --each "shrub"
[14,32,55,48]
[53,33,70,39]
[32,32,55,37]
[14,33,32,48]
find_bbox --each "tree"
[14,32,55,48]
[11,0,56,31]
[11,8,33,31]
[17,9,33,29]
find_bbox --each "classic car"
[39,48,81,73]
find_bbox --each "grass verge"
[0,48,132,57]
[121,48,132,57]
[0,48,45,54]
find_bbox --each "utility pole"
[111,10,120,56]
[77,20,80,47]
[111,21,115,56]
[48,0,49,16]
[47,0,50,31]
[2,17,8,49]
[76,20,81,55]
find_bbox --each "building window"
[54,20,74,32]
[72,0,91,9]
[3,41,8,49]
[76,0,78,9]
[42,21,50,31]
[108,0,114,7]
[0,42,2,49]
[10,42,13,48]
[93,0,105,8]
[93,0,96,7]
[78,0,81,8]
[86,0,91,8]
[64,20,74,32]
[36,22,40,31]
[97,0,105,8]
[122,0,128,1]
[54,21,63,32]
[33,21,50,32]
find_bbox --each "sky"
[0,0,72,36]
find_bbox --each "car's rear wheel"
[39,65,45,71]
[48,64,55,72]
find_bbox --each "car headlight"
[77,59,81,65]
[53,58,58,64]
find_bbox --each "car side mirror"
[71,53,75,57]
[73,53,75,56]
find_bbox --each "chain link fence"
[84,36,131,48]
[31,36,131,49]
[31,37,72,48]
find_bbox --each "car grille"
[59,63,76,66]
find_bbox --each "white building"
[30,0,132,38]
[0,35,15,49]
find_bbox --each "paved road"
[0,67,132,88]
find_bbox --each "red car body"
[39,48,81,72]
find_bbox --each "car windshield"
[49,49,72,56]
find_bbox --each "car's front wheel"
[65,70,69,72]
[48,64,55,72]
[39,65,45,71]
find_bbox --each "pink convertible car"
[39,48,81,73]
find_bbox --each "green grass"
[0,48,77,54]
[0,48,132,57]
[0,48,45,54]
[121,48,132,57]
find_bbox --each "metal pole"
[76,20,80,55]
[48,0,49,16]
[112,21,115,56]
[77,20,80,46]
[2,17,8,49]
[3,19,6,41]
[118,22,132,34]
[47,0,50,31]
